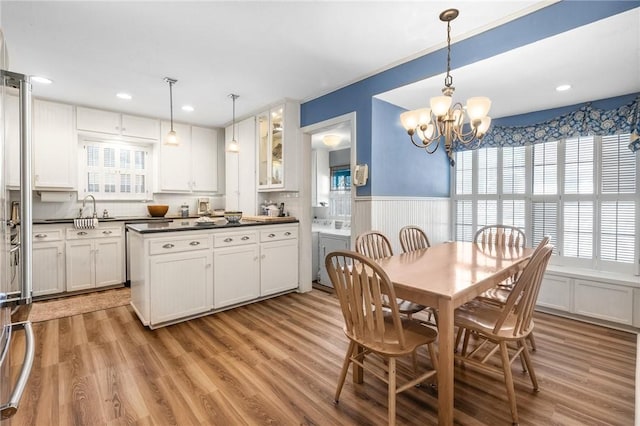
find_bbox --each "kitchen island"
[127,218,299,328]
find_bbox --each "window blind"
[502,146,526,194]
[533,141,557,195]
[502,199,525,229]
[563,201,593,259]
[478,148,498,194]
[602,134,635,194]
[531,202,557,248]
[456,200,473,242]
[564,136,594,194]
[455,151,473,195]
[477,200,497,230]
[601,201,635,263]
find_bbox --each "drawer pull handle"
[189,241,200,246]
[284,232,291,236]
[241,236,249,241]
[102,230,113,235]
[35,234,47,238]
[162,243,175,249]
[224,238,233,242]
[77,231,88,236]
[268,233,276,238]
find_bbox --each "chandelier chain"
[445,19,453,88]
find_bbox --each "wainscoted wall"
[354,196,451,254]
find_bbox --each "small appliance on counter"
[197,197,211,215]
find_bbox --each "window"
[80,139,151,200]
[330,165,351,218]
[452,134,638,274]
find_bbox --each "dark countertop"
[33,216,199,225]
[126,218,299,234]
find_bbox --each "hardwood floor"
[8,289,636,425]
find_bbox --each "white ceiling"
[1,1,637,136]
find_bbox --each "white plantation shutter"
[563,201,593,258]
[502,200,525,229]
[456,200,473,242]
[602,134,635,194]
[455,151,473,195]
[478,148,498,194]
[564,136,594,194]
[601,201,635,263]
[503,146,526,194]
[477,200,497,229]
[532,202,557,248]
[533,141,557,195]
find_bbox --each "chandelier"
[400,9,492,166]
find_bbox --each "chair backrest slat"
[399,225,431,253]
[475,225,526,248]
[355,231,393,260]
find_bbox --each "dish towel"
[74,217,98,229]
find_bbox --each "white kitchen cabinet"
[225,116,257,213]
[318,233,349,287]
[214,245,260,308]
[257,101,300,192]
[32,226,65,297]
[65,227,124,291]
[33,99,77,189]
[158,122,219,192]
[261,239,298,296]
[77,106,159,140]
[150,250,213,324]
[5,93,20,187]
[190,126,218,192]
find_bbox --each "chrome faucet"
[79,194,97,218]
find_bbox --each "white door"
[65,240,94,291]
[191,126,218,192]
[213,245,260,308]
[94,238,123,287]
[260,239,299,296]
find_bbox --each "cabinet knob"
[241,236,249,241]
[162,243,175,249]
[189,241,200,246]
[284,232,291,236]
[268,233,276,238]
[77,231,88,236]
[35,234,47,238]
[224,238,233,242]
[102,230,113,235]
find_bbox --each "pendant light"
[226,94,240,153]
[164,77,178,145]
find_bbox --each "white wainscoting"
[354,196,451,254]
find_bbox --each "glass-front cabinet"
[257,102,299,191]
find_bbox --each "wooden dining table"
[369,241,533,425]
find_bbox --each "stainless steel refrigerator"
[0,29,35,420]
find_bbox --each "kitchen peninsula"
[127,218,299,328]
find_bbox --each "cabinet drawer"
[149,235,211,255]
[214,231,258,248]
[66,227,122,240]
[33,228,64,242]
[260,227,298,242]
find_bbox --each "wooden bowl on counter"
[147,205,169,217]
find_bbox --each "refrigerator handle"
[19,74,33,304]
[0,321,35,419]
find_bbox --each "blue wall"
[300,1,639,197]
[372,99,449,197]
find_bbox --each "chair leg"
[335,341,356,403]
[519,339,539,391]
[388,357,397,426]
[411,350,418,374]
[427,343,439,373]
[499,341,519,425]
[527,332,537,351]
[454,327,464,353]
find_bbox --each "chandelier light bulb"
[430,95,452,117]
[400,110,419,132]
[466,97,492,121]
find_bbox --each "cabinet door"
[191,126,218,192]
[33,100,77,189]
[149,250,213,325]
[318,235,349,287]
[5,94,20,187]
[33,242,65,297]
[76,107,120,134]
[159,121,192,191]
[238,117,257,214]
[65,239,94,291]
[213,245,260,308]
[94,237,124,287]
[121,115,159,140]
[270,105,284,187]
[261,239,298,296]
[257,110,270,188]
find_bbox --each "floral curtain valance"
[457,95,640,153]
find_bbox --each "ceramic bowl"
[224,211,242,223]
[147,205,169,217]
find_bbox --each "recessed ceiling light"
[182,105,194,112]
[31,76,52,84]
[556,84,571,92]
[116,92,132,100]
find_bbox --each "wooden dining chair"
[326,250,438,426]
[399,225,431,253]
[475,224,526,249]
[454,243,553,425]
[355,231,427,319]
